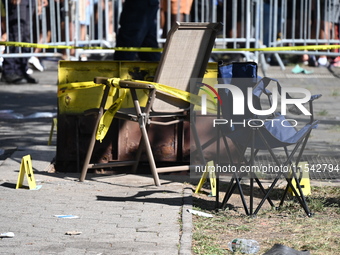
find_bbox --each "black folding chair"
[217,62,321,216]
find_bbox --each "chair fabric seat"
[226,115,318,150]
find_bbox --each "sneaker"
[24,74,39,84]
[308,55,318,67]
[26,68,33,74]
[28,56,44,72]
[317,56,328,67]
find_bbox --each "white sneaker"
[28,56,44,72]
[26,68,33,74]
[317,56,328,67]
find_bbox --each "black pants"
[3,0,34,77]
[113,0,161,61]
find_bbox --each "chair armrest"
[286,94,322,116]
[307,94,322,122]
[94,77,156,90]
[119,80,155,89]
[310,94,322,102]
[94,77,110,84]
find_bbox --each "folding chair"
[217,62,321,216]
[79,22,222,186]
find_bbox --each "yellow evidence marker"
[288,161,311,196]
[195,161,217,197]
[16,155,41,190]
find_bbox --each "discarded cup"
[65,231,82,235]
[54,215,79,219]
[187,209,213,218]
[0,232,15,238]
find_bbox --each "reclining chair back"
[152,22,222,112]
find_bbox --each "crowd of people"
[113,0,339,64]
[0,0,339,84]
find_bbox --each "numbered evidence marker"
[288,161,311,196]
[16,155,42,190]
[195,161,217,197]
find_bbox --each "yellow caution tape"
[0,41,163,52]
[58,78,217,142]
[96,88,128,142]
[57,81,100,96]
[1,40,340,52]
[113,47,163,52]
[213,44,340,52]
[94,78,217,141]
[0,41,104,50]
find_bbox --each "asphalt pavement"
[0,58,339,254]
[0,59,194,255]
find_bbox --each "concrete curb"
[179,186,193,255]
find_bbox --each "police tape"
[1,41,340,52]
[58,78,217,142]
[0,41,163,52]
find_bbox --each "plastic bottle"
[228,238,260,254]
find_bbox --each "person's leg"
[318,20,332,66]
[114,0,159,61]
[2,0,38,83]
[2,2,24,77]
[21,1,38,82]
[316,0,340,66]
[138,1,161,61]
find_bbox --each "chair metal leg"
[80,84,111,182]
[138,118,161,186]
[220,132,254,215]
[130,88,160,186]
[221,176,237,209]
[253,130,312,216]
[254,177,275,207]
[131,135,145,174]
[282,170,312,216]
[236,176,250,215]
[249,129,255,215]
[215,172,220,210]
[221,173,250,215]
[278,136,312,216]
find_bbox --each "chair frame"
[79,22,223,186]
[217,63,321,216]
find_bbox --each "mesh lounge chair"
[79,22,222,186]
[216,62,321,216]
